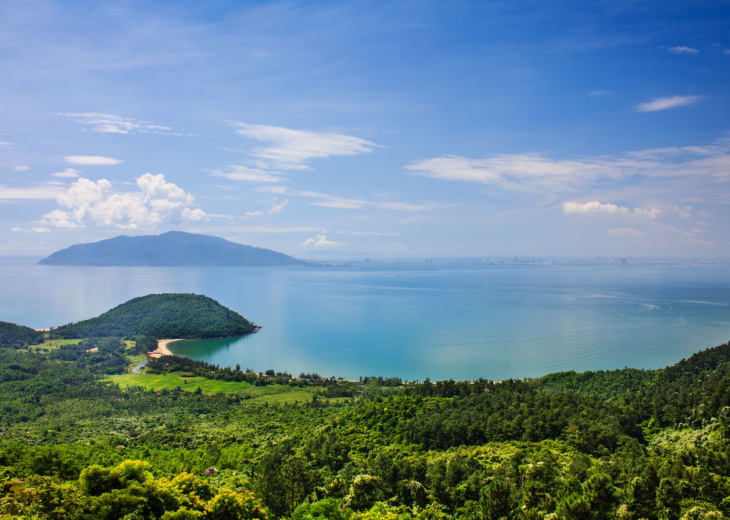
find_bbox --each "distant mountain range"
[38,231,310,267]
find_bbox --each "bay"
[1,256,729,381]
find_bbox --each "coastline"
[147,339,183,359]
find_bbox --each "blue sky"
[1,0,729,259]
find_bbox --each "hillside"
[38,231,309,266]
[0,321,44,349]
[52,293,257,339]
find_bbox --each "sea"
[2,257,729,382]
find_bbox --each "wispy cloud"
[563,201,661,219]
[64,155,123,166]
[667,46,699,55]
[406,138,730,192]
[635,95,701,112]
[293,190,442,212]
[61,113,173,135]
[233,122,379,170]
[210,165,285,183]
[12,226,50,233]
[244,199,290,218]
[302,234,341,248]
[0,140,13,149]
[41,174,206,229]
[0,184,63,201]
[268,199,289,214]
[256,186,289,194]
[52,168,80,178]
[14,166,30,172]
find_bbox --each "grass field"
[30,337,81,352]
[107,371,337,405]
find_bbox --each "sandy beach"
[147,339,183,359]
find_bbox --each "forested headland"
[52,293,258,340]
[1,298,729,519]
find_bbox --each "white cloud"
[12,226,50,233]
[294,190,441,212]
[41,173,207,230]
[632,207,662,219]
[268,199,289,214]
[676,205,693,218]
[302,234,342,248]
[0,140,13,148]
[61,113,173,135]
[589,90,609,97]
[52,168,80,178]
[0,185,62,201]
[635,95,701,112]
[257,186,289,194]
[233,122,379,170]
[210,165,284,183]
[64,155,123,166]
[724,49,730,56]
[563,201,630,216]
[668,46,699,55]
[563,201,662,219]
[406,138,730,192]
[406,154,625,191]
[14,166,30,172]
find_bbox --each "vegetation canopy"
[52,293,257,339]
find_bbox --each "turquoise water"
[1,257,729,381]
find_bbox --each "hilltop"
[38,231,309,267]
[52,293,257,339]
[0,321,44,349]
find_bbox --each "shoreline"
[147,339,183,359]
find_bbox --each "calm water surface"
[1,257,729,381]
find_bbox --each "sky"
[1,0,729,259]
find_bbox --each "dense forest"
[0,321,44,349]
[1,314,730,518]
[52,294,257,339]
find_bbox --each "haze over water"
[2,257,729,381]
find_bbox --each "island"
[38,230,310,267]
[52,293,258,339]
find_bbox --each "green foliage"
[0,321,44,349]
[3,338,730,518]
[290,498,346,520]
[52,294,256,339]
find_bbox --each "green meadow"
[108,369,344,405]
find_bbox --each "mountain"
[52,293,257,339]
[38,231,309,266]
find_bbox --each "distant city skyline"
[1,0,729,258]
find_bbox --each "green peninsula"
[53,293,257,339]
